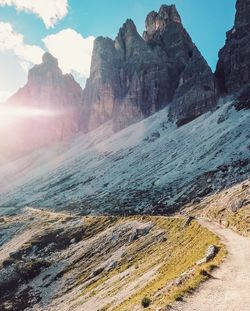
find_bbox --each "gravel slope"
[0,101,249,215]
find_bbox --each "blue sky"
[0,0,236,101]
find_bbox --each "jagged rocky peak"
[144,4,194,65]
[27,52,62,85]
[11,52,83,108]
[42,52,59,65]
[115,19,146,59]
[235,0,250,27]
[144,5,181,40]
[118,18,137,35]
[84,4,218,132]
[83,37,120,131]
[158,4,181,22]
[5,52,84,156]
[215,0,250,95]
[144,4,217,126]
[89,37,118,77]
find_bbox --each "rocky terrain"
[0,98,249,215]
[0,0,249,219]
[1,0,249,160]
[1,53,84,158]
[84,5,217,132]
[0,1,249,310]
[186,180,250,237]
[0,208,224,311]
[216,0,250,96]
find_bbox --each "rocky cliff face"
[143,5,217,126]
[5,53,84,156]
[83,37,120,132]
[5,4,222,145]
[9,52,84,133]
[215,0,250,95]
[7,2,250,154]
[112,18,173,131]
[84,5,218,131]
[169,48,218,126]
[84,19,170,132]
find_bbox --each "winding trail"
[174,218,250,311]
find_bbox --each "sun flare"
[0,105,55,128]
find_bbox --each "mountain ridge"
[3,3,220,157]
[0,3,249,310]
[2,1,249,159]
[2,52,84,157]
[0,100,249,215]
[84,4,218,132]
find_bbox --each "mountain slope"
[0,99,249,215]
[0,0,249,216]
[186,180,250,237]
[0,208,225,311]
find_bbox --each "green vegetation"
[0,209,227,310]
[204,205,250,237]
[76,216,225,311]
[187,182,250,237]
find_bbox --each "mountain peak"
[28,52,61,83]
[121,19,137,33]
[235,0,250,27]
[42,52,58,67]
[144,4,181,38]
[115,18,145,59]
[6,51,84,156]
[215,0,250,94]
[85,3,217,132]
[158,4,181,23]
[115,18,140,44]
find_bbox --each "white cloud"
[43,28,94,79]
[0,22,44,71]
[0,22,44,100]
[0,23,94,98]
[0,0,68,28]
[0,90,12,102]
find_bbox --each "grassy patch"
[75,216,225,311]
[187,181,250,237]
[1,210,226,311]
[202,205,250,237]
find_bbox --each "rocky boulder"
[182,216,195,228]
[197,245,218,265]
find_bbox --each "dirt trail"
[174,218,250,311]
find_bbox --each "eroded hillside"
[0,100,249,216]
[185,180,250,237]
[0,208,225,311]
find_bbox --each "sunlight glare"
[0,105,55,128]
